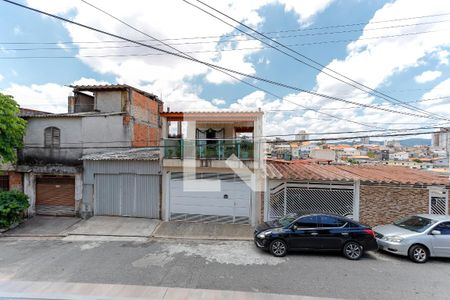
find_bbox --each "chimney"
[68,95,75,113]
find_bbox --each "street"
[1,237,449,300]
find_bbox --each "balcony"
[164,139,255,160]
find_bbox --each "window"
[319,215,346,228]
[434,222,450,235]
[295,215,318,229]
[0,175,9,191]
[44,127,60,148]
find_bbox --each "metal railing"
[164,138,254,160]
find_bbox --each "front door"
[288,215,321,249]
[431,222,450,257]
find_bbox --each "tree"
[0,93,26,163]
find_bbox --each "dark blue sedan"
[254,213,378,259]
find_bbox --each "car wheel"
[343,241,363,260]
[269,239,287,257]
[408,245,428,263]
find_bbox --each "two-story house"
[160,110,265,225]
[18,84,162,217]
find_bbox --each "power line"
[264,125,448,137]
[2,29,449,58]
[2,13,449,46]
[186,0,448,122]
[3,25,450,51]
[3,0,447,125]
[266,130,439,143]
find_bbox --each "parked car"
[374,214,450,263]
[254,213,378,259]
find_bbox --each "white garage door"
[169,174,251,224]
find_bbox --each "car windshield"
[277,213,298,227]
[393,216,436,233]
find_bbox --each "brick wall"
[359,185,429,226]
[131,90,161,147]
[8,172,23,191]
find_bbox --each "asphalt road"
[0,237,449,300]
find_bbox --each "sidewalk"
[0,280,339,300]
[0,216,81,237]
[153,221,253,240]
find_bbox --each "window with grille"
[0,175,9,191]
[429,187,448,215]
[44,127,61,148]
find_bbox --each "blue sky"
[1,0,450,137]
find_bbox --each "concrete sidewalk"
[0,280,338,300]
[68,216,160,237]
[153,221,253,240]
[0,216,81,237]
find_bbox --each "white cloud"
[212,98,226,105]
[25,0,332,112]
[0,78,112,113]
[13,26,22,36]
[1,83,71,113]
[249,0,450,136]
[0,73,4,81]
[414,70,442,84]
[277,0,334,25]
[436,50,449,65]
[56,41,71,52]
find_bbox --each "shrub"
[0,190,29,228]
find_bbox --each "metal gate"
[268,182,355,220]
[429,187,448,215]
[94,174,160,218]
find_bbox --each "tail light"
[363,229,375,237]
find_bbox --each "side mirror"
[431,230,441,235]
[292,224,298,231]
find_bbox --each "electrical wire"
[186,0,449,121]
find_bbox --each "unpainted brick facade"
[8,172,23,191]
[131,90,162,147]
[359,184,432,226]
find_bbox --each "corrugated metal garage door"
[94,174,160,218]
[169,173,251,224]
[36,176,75,216]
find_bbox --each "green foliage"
[0,93,27,163]
[0,190,29,228]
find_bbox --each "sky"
[1,0,450,139]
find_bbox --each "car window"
[394,216,436,233]
[295,216,318,229]
[318,215,346,228]
[434,222,450,235]
[277,213,299,227]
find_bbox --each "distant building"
[360,137,370,144]
[385,139,401,148]
[432,128,450,152]
[310,149,336,161]
[391,151,410,161]
[381,150,389,161]
[295,130,309,141]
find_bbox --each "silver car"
[374,214,450,263]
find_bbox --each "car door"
[288,215,320,250]
[430,222,450,257]
[317,215,348,250]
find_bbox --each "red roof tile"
[266,160,450,185]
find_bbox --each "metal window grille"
[0,175,9,191]
[429,188,448,215]
[269,182,354,220]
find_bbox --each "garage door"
[36,176,75,216]
[94,174,159,218]
[169,174,251,224]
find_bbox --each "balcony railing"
[164,139,254,160]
